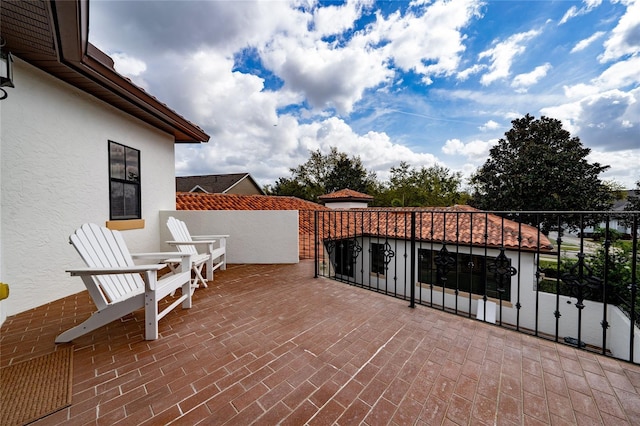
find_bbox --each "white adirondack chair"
[165,216,228,288]
[56,223,193,343]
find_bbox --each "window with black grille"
[109,141,141,220]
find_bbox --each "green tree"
[625,179,640,212]
[469,114,613,226]
[325,155,377,194]
[374,162,467,207]
[622,179,640,237]
[266,147,377,202]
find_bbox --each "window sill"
[106,219,145,231]
[417,282,513,308]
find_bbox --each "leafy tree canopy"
[625,180,640,212]
[264,147,377,202]
[373,162,468,207]
[469,114,614,220]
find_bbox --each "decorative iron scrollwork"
[350,237,363,261]
[381,241,395,266]
[325,240,335,255]
[488,248,517,295]
[434,245,456,286]
[561,252,602,310]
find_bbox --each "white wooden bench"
[56,223,192,342]
[165,216,228,288]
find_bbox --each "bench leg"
[145,291,159,340]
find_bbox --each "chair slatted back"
[167,217,198,256]
[70,223,145,306]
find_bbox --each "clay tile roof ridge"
[318,188,374,200]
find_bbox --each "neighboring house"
[176,173,265,195]
[0,0,209,324]
[318,205,555,325]
[318,188,374,209]
[582,190,640,237]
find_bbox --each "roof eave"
[2,0,209,144]
[53,0,209,143]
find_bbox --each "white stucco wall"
[159,210,299,264]
[0,59,177,319]
[325,201,369,209]
[608,305,640,363]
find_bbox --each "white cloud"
[479,120,500,131]
[91,0,638,190]
[511,63,552,92]
[571,31,606,53]
[262,35,393,114]
[176,83,442,185]
[559,0,602,25]
[442,138,465,155]
[559,5,579,25]
[313,0,373,36]
[541,87,640,152]
[504,111,524,121]
[588,149,640,188]
[442,138,496,159]
[478,29,541,86]
[456,63,486,81]
[371,0,484,83]
[564,56,640,98]
[254,0,485,113]
[111,52,148,89]
[600,0,640,62]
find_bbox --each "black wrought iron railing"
[301,208,640,364]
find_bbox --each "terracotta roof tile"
[318,189,374,201]
[176,194,552,259]
[313,205,553,252]
[176,193,328,211]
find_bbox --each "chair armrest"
[193,235,229,240]
[132,252,191,260]
[166,240,217,246]
[66,265,165,276]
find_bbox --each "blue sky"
[89,0,640,189]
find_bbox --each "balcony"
[2,261,640,424]
[2,208,640,424]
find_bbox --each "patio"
[2,261,640,425]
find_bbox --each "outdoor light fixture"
[0,37,15,100]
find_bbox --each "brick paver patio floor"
[2,261,640,425]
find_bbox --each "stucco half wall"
[159,210,299,264]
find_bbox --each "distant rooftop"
[176,192,327,211]
[176,173,265,195]
[318,189,374,202]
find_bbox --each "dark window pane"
[123,183,140,218]
[109,141,141,220]
[371,243,386,275]
[110,181,125,218]
[418,249,433,283]
[332,240,354,277]
[125,147,139,182]
[110,143,125,180]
